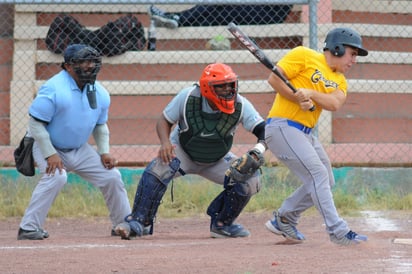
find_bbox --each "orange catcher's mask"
[199,63,238,114]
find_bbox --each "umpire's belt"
[56,147,75,153]
[267,118,312,134]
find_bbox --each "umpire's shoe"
[17,227,48,240]
[210,221,250,238]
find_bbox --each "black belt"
[56,147,75,152]
[267,118,313,134]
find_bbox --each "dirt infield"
[1,211,411,274]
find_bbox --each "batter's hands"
[101,153,118,169]
[158,141,176,164]
[295,88,315,111]
[299,99,315,111]
[46,153,64,176]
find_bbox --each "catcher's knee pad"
[129,158,183,231]
[207,186,251,226]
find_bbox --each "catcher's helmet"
[199,63,238,114]
[323,28,368,57]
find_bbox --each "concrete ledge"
[24,79,411,96]
[15,4,193,13]
[14,2,411,14]
[35,50,412,65]
[14,23,412,41]
[14,23,307,40]
[332,0,412,13]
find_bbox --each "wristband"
[253,143,266,154]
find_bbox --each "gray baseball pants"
[19,142,131,231]
[265,118,350,238]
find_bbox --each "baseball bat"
[227,22,315,111]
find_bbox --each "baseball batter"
[17,44,131,240]
[264,28,369,245]
[115,63,266,239]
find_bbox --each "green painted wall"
[1,167,411,195]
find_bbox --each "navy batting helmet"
[323,28,368,57]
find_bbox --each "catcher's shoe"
[128,220,144,237]
[330,230,367,245]
[17,228,45,240]
[111,228,118,236]
[114,222,136,240]
[210,222,250,238]
[111,227,127,237]
[265,211,305,241]
[148,5,179,29]
[114,222,151,240]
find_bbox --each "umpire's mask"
[63,44,102,85]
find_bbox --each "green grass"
[1,166,411,220]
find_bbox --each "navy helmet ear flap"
[329,44,345,57]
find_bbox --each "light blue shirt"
[163,85,264,144]
[29,70,110,149]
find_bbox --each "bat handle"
[272,68,316,112]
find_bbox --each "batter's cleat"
[329,230,368,245]
[265,211,305,241]
[210,222,250,238]
[40,228,49,239]
[148,5,179,29]
[17,227,45,240]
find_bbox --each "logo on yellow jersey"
[311,69,338,89]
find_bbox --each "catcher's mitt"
[225,147,265,183]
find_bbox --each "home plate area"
[0,211,411,273]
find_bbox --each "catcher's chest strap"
[179,95,242,163]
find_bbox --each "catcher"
[115,63,266,239]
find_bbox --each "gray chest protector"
[179,95,242,163]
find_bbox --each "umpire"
[115,63,266,239]
[17,44,131,240]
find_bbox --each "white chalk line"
[0,240,213,251]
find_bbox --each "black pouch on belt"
[13,135,35,176]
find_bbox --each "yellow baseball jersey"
[267,46,347,128]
